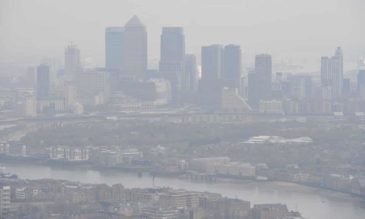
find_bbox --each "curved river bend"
[4,163,365,219]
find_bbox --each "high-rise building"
[183,54,198,92]
[201,45,223,81]
[342,78,351,98]
[200,45,224,109]
[159,27,185,103]
[222,44,241,89]
[36,64,50,100]
[321,47,344,99]
[357,70,365,99]
[248,54,272,109]
[0,186,11,218]
[64,44,81,77]
[255,54,272,98]
[123,16,147,79]
[105,27,124,71]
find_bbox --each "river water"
[4,163,365,219]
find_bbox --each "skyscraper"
[64,44,81,77]
[201,45,223,81]
[321,47,344,99]
[159,27,185,103]
[357,70,365,99]
[36,64,50,100]
[123,15,147,79]
[200,45,224,109]
[183,54,198,92]
[222,44,241,89]
[255,54,272,98]
[248,54,272,109]
[105,27,124,70]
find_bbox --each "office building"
[357,70,365,99]
[159,27,185,103]
[321,47,344,99]
[200,45,224,109]
[64,44,81,77]
[248,54,272,109]
[0,186,10,218]
[222,44,241,89]
[105,27,124,70]
[184,54,198,92]
[123,15,147,79]
[201,45,223,81]
[36,64,50,100]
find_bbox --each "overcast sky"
[0,0,364,72]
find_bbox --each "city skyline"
[1,1,365,219]
[1,0,364,72]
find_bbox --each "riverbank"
[1,158,365,203]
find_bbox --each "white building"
[0,186,11,218]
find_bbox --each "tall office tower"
[123,15,147,79]
[200,45,224,109]
[36,64,50,100]
[357,70,365,99]
[105,27,124,70]
[159,27,185,103]
[201,45,223,81]
[184,54,198,92]
[342,78,351,98]
[222,44,242,89]
[247,69,258,109]
[248,54,272,109]
[64,44,81,78]
[320,47,344,99]
[0,186,11,218]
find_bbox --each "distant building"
[0,143,10,155]
[158,190,200,210]
[64,44,81,78]
[287,75,313,100]
[183,54,198,92]
[49,146,89,161]
[200,44,224,110]
[24,97,37,117]
[63,81,77,110]
[357,70,365,99]
[259,100,283,114]
[321,47,344,99]
[123,16,147,79]
[105,27,124,71]
[75,69,111,107]
[201,45,223,82]
[37,98,65,114]
[252,204,288,219]
[190,157,256,177]
[222,44,242,89]
[248,54,272,110]
[0,186,11,218]
[36,64,50,100]
[342,78,351,98]
[159,27,185,103]
[140,206,179,219]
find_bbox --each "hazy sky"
[0,0,364,72]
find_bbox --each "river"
[3,163,365,219]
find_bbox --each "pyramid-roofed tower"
[125,15,145,28]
